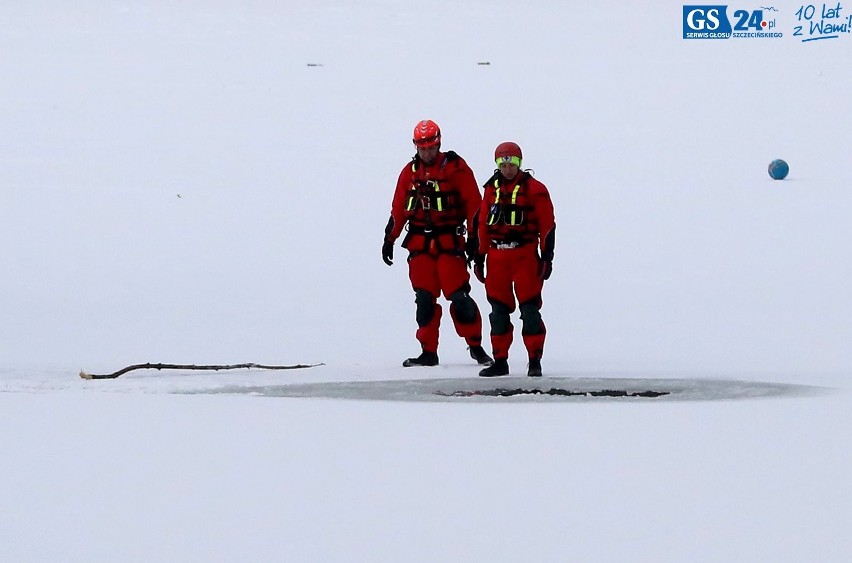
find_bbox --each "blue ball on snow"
[768,159,789,180]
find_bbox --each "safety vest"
[400,152,467,253]
[483,172,539,247]
[405,178,449,213]
[486,175,528,227]
[403,153,462,224]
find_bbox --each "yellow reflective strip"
[510,185,521,224]
[434,181,442,211]
[509,188,521,225]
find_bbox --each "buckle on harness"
[492,240,520,250]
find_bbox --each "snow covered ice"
[2,1,851,561]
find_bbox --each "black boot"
[403,351,439,367]
[527,358,542,377]
[468,345,494,366]
[479,358,509,377]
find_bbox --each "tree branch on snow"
[79,362,324,380]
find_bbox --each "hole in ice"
[187,376,828,403]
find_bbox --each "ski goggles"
[496,155,521,167]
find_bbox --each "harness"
[486,178,525,226]
[404,152,462,219]
[484,172,536,248]
[402,152,466,256]
[405,179,452,213]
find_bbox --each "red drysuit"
[477,170,556,361]
[384,150,485,353]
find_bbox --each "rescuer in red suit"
[382,120,493,368]
[475,141,556,377]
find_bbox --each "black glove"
[465,236,479,267]
[538,258,553,281]
[473,254,486,284]
[539,229,555,281]
[382,240,394,266]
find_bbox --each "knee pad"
[488,299,512,335]
[519,298,544,335]
[449,289,477,324]
[414,289,436,327]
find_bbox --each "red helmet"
[413,119,441,148]
[495,141,522,162]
